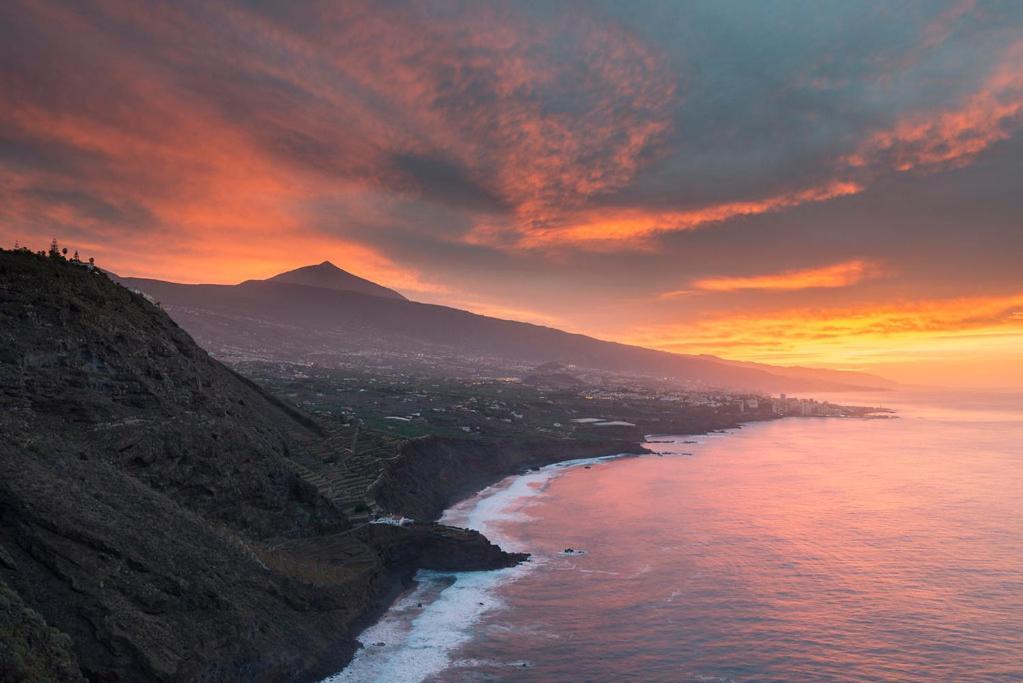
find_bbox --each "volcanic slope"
[0,250,518,682]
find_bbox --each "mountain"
[715,358,900,390]
[0,250,518,681]
[119,264,894,393]
[265,260,407,300]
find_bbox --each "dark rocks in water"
[373,642,386,647]
[359,523,527,573]
[564,548,575,554]
[584,465,592,469]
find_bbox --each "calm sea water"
[328,390,1023,682]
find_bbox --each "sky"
[2,1,1023,388]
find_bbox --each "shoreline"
[326,392,1020,683]
[369,411,784,523]
[305,437,650,681]
[327,449,657,682]
[323,414,778,681]
[320,409,891,680]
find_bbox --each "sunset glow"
[3,1,1022,387]
[625,291,1023,386]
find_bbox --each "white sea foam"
[442,452,632,549]
[322,567,523,683]
[323,451,633,683]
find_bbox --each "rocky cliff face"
[374,436,646,521]
[0,251,520,681]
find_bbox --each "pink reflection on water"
[436,391,1023,682]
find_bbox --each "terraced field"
[286,422,404,523]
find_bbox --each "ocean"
[325,390,1023,682]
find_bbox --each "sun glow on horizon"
[623,291,1023,388]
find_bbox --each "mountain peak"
[266,262,407,300]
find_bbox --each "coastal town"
[238,360,892,446]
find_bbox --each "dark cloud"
[389,152,511,212]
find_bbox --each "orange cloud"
[846,40,1023,172]
[1,0,677,276]
[4,0,1022,330]
[479,39,1023,251]
[191,0,677,238]
[493,180,864,249]
[688,260,881,293]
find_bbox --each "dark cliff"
[373,436,646,521]
[0,250,520,682]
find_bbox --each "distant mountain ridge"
[264,260,407,300]
[716,358,899,390]
[119,263,895,393]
